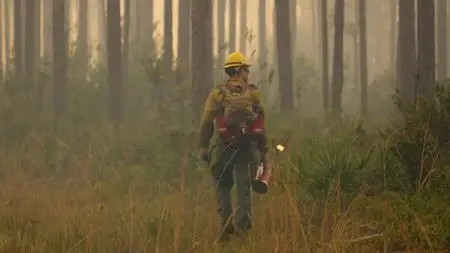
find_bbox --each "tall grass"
[0,113,449,253]
[0,49,449,252]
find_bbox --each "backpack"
[218,80,257,131]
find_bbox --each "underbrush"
[0,47,449,251]
[0,102,450,253]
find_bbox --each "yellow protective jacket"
[199,78,268,152]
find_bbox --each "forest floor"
[0,173,384,253]
[0,118,448,253]
[0,160,440,253]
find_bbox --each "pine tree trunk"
[163,0,173,85]
[53,0,68,119]
[98,0,106,62]
[290,0,296,57]
[239,0,247,55]
[4,0,11,72]
[0,1,3,79]
[416,0,435,98]
[191,0,213,118]
[177,0,191,83]
[258,0,267,82]
[390,0,397,77]
[353,1,359,93]
[398,0,416,102]
[75,0,89,80]
[272,5,276,65]
[448,3,450,76]
[107,0,124,123]
[43,0,53,63]
[320,0,329,112]
[35,0,42,113]
[331,0,345,117]
[437,0,447,81]
[123,0,131,86]
[216,0,226,83]
[228,0,236,52]
[34,0,41,70]
[25,0,37,90]
[311,0,319,69]
[14,0,24,82]
[358,0,368,116]
[275,0,294,112]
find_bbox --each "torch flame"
[276,144,285,152]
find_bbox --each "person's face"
[239,67,250,82]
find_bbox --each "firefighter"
[198,52,269,241]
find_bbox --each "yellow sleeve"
[252,88,263,101]
[251,88,266,115]
[199,89,222,148]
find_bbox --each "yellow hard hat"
[223,52,250,69]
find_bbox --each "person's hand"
[198,148,210,164]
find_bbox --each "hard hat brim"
[223,63,251,69]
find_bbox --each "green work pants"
[210,141,259,232]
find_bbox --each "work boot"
[218,223,235,242]
[235,226,251,240]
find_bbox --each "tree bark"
[258,0,267,82]
[358,0,368,116]
[448,2,450,76]
[398,0,416,102]
[353,1,359,93]
[0,1,3,79]
[43,0,53,63]
[107,0,124,123]
[272,5,277,66]
[290,0,296,57]
[75,0,89,80]
[437,0,447,81]
[34,0,42,112]
[14,0,24,82]
[177,0,191,83]
[191,0,213,118]
[163,0,173,85]
[4,0,11,72]
[390,0,397,77]
[53,0,68,119]
[34,0,41,70]
[311,0,319,69]
[25,0,37,90]
[98,0,106,62]
[216,0,226,82]
[229,0,236,52]
[331,0,345,117]
[123,0,131,86]
[275,0,294,112]
[416,0,435,99]
[320,0,329,112]
[239,0,247,55]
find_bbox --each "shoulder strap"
[219,84,232,97]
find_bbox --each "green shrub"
[382,80,450,193]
